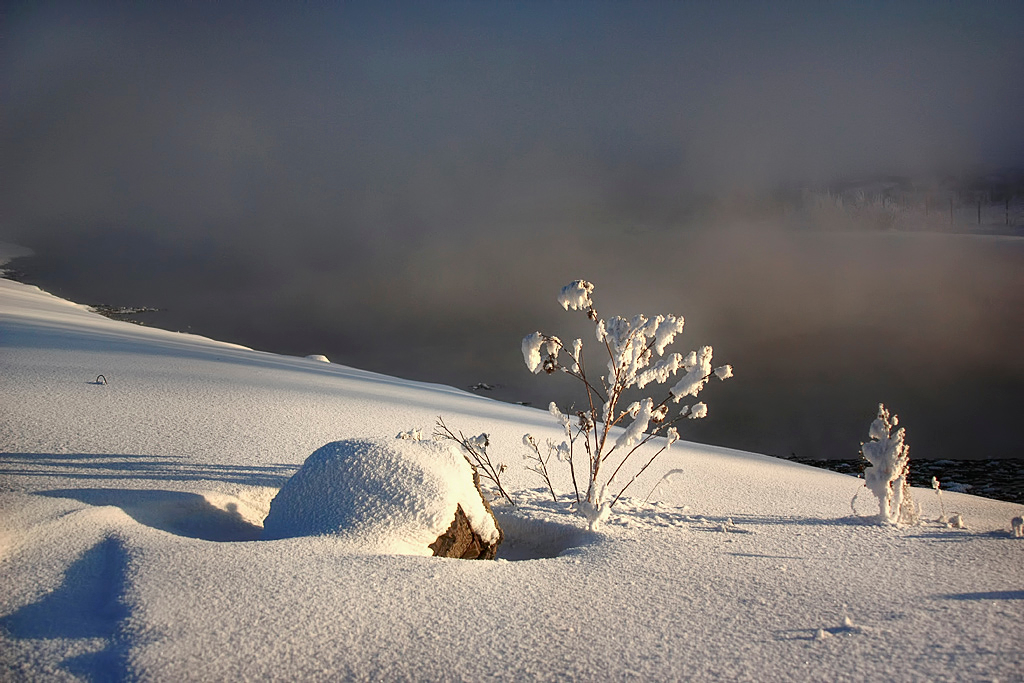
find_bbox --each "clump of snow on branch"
[687,402,708,419]
[860,404,917,526]
[521,280,733,531]
[670,347,716,399]
[557,279,595,311]
[521,332,545,374]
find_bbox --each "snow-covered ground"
[1,259,1022,681]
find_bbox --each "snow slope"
[1,274,1022,681]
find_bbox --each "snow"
[669,346,715,400]
[614,398,655,450]
[2,274,1023,681]
[862,404,913,525]
[521,331,545,374]
[262,437,499,552]
[652,314,685,355]
[556,279,594,311]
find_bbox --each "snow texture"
[670,346,715,400]
[614,398,655,450]
[556,279,594,311]
[522,331,545,374]
[1,273,1022,682]
[689,402,708,419]
[861,404,914,525]
[262,437,499,553]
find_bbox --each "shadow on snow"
[0,451,295,488]
[36,488,264,542]
[0,535,132,682]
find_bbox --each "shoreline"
[4,236,1023,468]
[782,455,1024,505]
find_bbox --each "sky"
[4,0,1023,242]
[2,1,1023,460]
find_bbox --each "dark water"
[784,457,1024,505]
[8,227,1024,463]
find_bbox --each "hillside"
[1,275,1021,681]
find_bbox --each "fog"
[3,2,1023,460]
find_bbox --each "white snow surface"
[262,437,500,552]
[1,275,1022,681]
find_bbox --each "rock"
[430,505,491,559]
[429,471,502,560]
[262,437,502,559]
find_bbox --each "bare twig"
[522,435,558,502]
[434,417,515,506]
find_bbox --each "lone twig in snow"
[434,417,515,506]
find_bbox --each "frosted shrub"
[522,280,733,530]
[860,404,917,525]
[931,477,948,524]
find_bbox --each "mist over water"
[14,224,1024,461]
[4,2,1024,460]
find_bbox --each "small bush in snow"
[522,280,732,530]
[931,476,948,523]
[860,404,917,525]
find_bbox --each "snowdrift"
[262,437,500,555]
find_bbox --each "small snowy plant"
[860,404,917,525]
[932,476,948,524]
[522,280,733,530]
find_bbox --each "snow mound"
[262,437,500,555]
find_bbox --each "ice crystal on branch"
[521,280,733,530]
